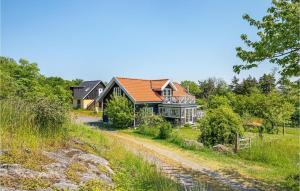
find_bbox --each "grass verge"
[122,127,300,190]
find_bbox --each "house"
[96,77,199,125]
[70,80,106,110]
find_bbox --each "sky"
[1,0,274,83]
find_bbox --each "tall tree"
[230,76,243,94]
[198,78,228,99]
[234,0,300,77]
[240,76,258,95]
[258,73,276,94]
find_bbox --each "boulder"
[213,144,231,153]
[183,140,204,150]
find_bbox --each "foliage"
[158,122,172,139]
[105,95,134,128]
[208,95,230,109]
[258,73,276,94]
[198,77,228,99]
[137,114,172,138]
[198,106,244,146]
[180,80,201,96]
[0,56,81,104]
[234,0,300,77]
[230,75,258,95]
[136,110,172,139]
[32,97,69,133]
[138,124,161,137]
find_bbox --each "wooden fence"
[234,133,251,153]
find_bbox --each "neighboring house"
[96,77,199,125]
[70,80,106,110]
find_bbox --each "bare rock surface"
[183,140,204,150]
[212,144,232,153]
[0,147,114,191]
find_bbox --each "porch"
[158,96,199,125]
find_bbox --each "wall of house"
[81,99,93,109]
[85,83,106,99]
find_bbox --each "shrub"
[137,115,164,137]
[32,97,68,132]
[158,122,172,139]
[138,124,160,137]
[105,95,134,128]
[198,106,244,146]
[137,115,172,139]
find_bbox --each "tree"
[208,95,230,109]
[258,73,276,94]
[234,0,300,77]
[0,56,82,106]
[180,80,201,96]
[262,92,295,133]
[198,78,228,99]
[105,95,134,128]
[198,106,244,146]
[239,76,258,95]
[230,76,242,94]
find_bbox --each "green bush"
[138,124,160,137]
[198,106,244,146]
[158,122,172,139]
[137,115,164,137]
[137,115,172,139]
[32,97,68,132]
[105,95,134,128]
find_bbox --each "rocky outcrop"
[183,140,204,150]
[0,148,114,191]
[212,144,232,153]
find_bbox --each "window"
[185,108,193,123]
[159,107,165,115]
[98,88,103,96]
[142,107,153,116]
[113,87,122,96]
[162,88,172,97]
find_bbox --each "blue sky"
[1,0,273,83]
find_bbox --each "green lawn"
[172,127,200,141]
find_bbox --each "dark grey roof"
[71,80,102,99]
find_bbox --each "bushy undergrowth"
[137,115,172,139]
[0,98,69,153]
[198,106,244,146]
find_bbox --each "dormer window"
[162,88,172,97]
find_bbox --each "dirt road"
[75,116,260,191]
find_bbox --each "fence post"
[249,138,251,149]
[235,133,239,153]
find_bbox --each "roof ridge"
[82,80,102,82]
[116,77,169,81]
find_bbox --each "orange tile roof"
[116,77,190,102]
[173,82,191,97]
[150,79,169,90]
